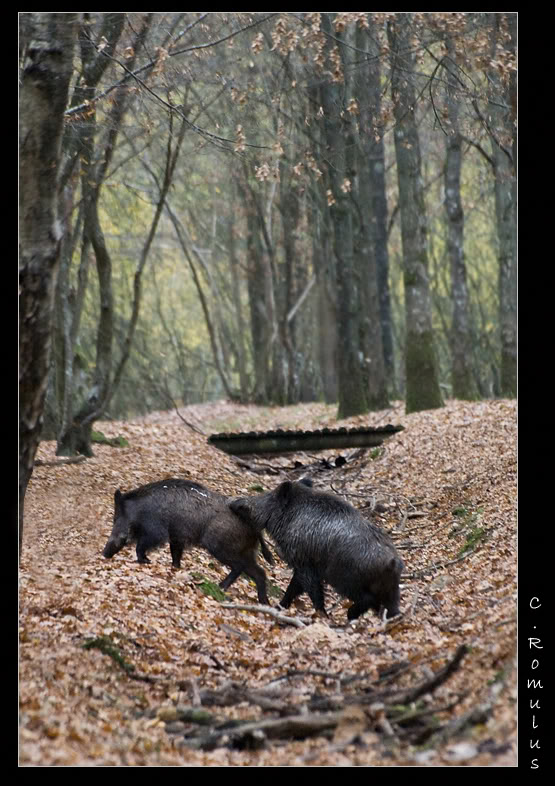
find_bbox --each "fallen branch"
[35,455,87,467]
[186,711,343,751]
[162,393,206,435]
[426,702,492,747]
[392,644,469,705]
[170,642,473,752]
[230,456,281,475]
[191,682,290,713]
[392,695,466,729]
[220,602,309,628]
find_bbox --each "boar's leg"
[281,569,327,614]
[133,520,164,564]
[136,547,151,564]
[219,566,241,590]
[301,572,327,614]
[242,559,269,605]
[279,572,305,609]
[219,558,269,605]
[258,534,274,565]
[346,592,377,621]
[169,539,184,569]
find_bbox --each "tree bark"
[489,14,517,397]
[362,16,396,393]
[388,14,443,414]
[321,14,368,419]
[354,23,389,410]
[19,13,79,553]
[279,163,302,404]
[443,38,479,400]
[227,193,249,402]
[238,175,275,404]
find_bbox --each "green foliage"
[82,635,135,674]
[197,579,227,602]
[458,524,487,557]
[449,506,487,556]
[267,582,284,600]
[91,430,129,448]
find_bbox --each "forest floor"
[19,398,517,767]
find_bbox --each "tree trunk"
[227,196,249,401]
[19,13,78,553]
[489,14,517,397]
[388,14,443,414]
[362,16,396,393]
[310,199,337,403]
[354,151,389,410]
[279,165,302,404]
[354,24,389,410]
[443,39,479,400]
[238,175,277,404]
[321,14,368,419]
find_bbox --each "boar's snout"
[102,536,127,558]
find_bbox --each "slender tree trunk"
[363,15,396,392]
[238,176,276,404]
[443,40,479,400]
[489,13,517,397]
[304,81,337,404]
[321,14,368,419]
[279,166,302,404]
[227,196,249,401]
[19,13,78,553]
[354,151,389,410]
[310,199,338,403]
[354,24,389,410]
[388,14,443,414]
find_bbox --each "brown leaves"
[20,398,516,765]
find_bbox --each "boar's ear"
[298,477,313,488]
[114,489,124,511]
[390,556,404,575]
[276,480,294,499]
[229,497,251,518]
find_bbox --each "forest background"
[19,12,516,495]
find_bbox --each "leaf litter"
[19,398,516,766]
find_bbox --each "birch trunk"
[19,13,78,551]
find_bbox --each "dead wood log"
[186,711,343,751]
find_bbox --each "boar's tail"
[258,534,274,565]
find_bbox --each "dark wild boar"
[229,479,403,620]
[102,478,271,604]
